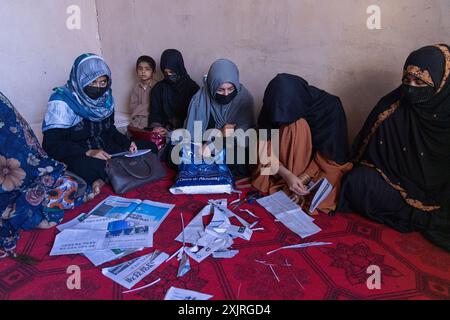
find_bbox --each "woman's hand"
[129,141,138,153]
[153,127,168,137]
[277,165,310,196]
[202,143,212,158]
[221,123,236,137]
[86,149,111,161]
[285,173,310,196]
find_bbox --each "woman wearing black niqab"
[252,73,353,215]
[338,44,450,251]
[148,49,199,136]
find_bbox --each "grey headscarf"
[185,59,255,138]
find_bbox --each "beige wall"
[96,0,450,140]
[0,0,102,141]
[1,0,449,142]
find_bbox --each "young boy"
[129,55,156,129]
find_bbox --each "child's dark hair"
[136,55,156,71]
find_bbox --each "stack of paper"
[257,191,322,239]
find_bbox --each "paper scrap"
[164,287,213,300]
[267,242,332,255]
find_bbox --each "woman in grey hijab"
[185,59,255,177]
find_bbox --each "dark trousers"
[63,140,157,185]
[338,165,450,251]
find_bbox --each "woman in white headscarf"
[184,59,255,177]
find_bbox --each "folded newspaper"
[102,250,169,289]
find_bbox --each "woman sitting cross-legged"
[252,73,353,215]
[338,44,450,251]
[42,53,157,197]
[1,91,86,256]
[184,58,255,178]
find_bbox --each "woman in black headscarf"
[252,74,353,215]
[148,49,199,136]
[338,44,450,251]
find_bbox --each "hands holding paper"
[286,174,310,196]
[129,141,138,153]
[86,141,138,160]
[153,126,169,137]
[86,149,112,160]
[278,165,310,196]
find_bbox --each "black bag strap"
[117,156,153,180]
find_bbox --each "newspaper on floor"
[52,196,174,263]
[60,196,174,232]
[84,248,143,267]
[57,213,144,265]
[257,191,322,239]
[57,213,90,231]
[102,250,169,290]
[49,224,153,256]
[164,287,213,300]
[124,199,175,232]
[58,214,119,232]
[87,196,142,220]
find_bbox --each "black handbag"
[105,152,167,194]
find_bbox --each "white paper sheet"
[208,201,251,227]
[71,215,119,231]
[257,191,322,239]
[175,200,226,245]
[84,248,142,267]
[267,242,333,255]
[50,229,106,255]
[110,149,151,158]
[276,209,321,238]
[124,149,152,158]
[50,226,153,256]
[257,191,301,215]
[87,196,141,220]
[164,287,213,300]
[103,225,154,250]
[307,178,333,213]
[184,237,228,263]
[125,200,175,232]
[57,213,89,231]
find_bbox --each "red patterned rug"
[1,170,449,300]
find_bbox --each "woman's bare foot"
[37,220,57,229]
